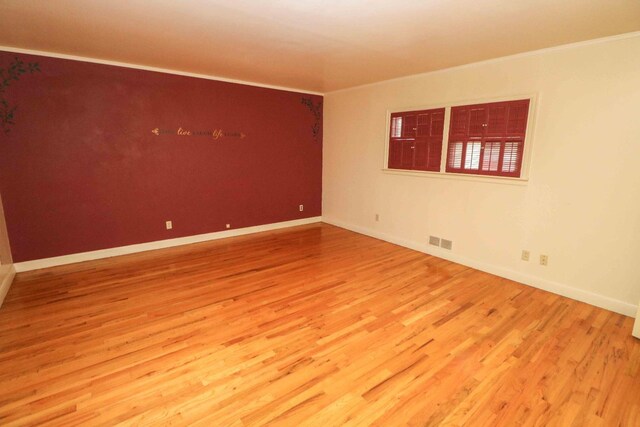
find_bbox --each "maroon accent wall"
[0,52,322,262]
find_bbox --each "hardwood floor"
[0,223,638,426]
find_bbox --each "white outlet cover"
[165,221,172,230]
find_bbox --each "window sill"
[381,168,529,186]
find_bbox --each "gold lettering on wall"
[151,127,247,139]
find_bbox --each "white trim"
[4,32,639,96]
[0,46,323,96]
[439,107,451,173]
[0,264,16,308]
[14,217,322,272]
[328,31,640,94]
[322,217,638,318]
[380,169,529,186]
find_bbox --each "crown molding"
[328,31,640,94]
[0,45,324,96]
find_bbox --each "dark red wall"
[0,52,322,262]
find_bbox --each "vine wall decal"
[301,97,322,142]
[1,56,40,134]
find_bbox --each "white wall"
[0,192,15,307]
[0,193,11,266]
[323,33,640,317]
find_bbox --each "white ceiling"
[1,0,639,93]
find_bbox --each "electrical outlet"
[521,250,530,261]
[540,254,548,266]
[165,220,172,230]
[299,205,304,212]
[226,224,231,229]
[429,236,440,246]
[375,214,379,222]
[441,239,453,250]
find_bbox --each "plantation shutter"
[446,99,530,177]
[388,108,445,172]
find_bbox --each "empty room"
[1,1,639,425]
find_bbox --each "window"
[446,99,530,177]
[387,107,445,172]
[386,98,532,179]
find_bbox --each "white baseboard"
[14,216,322,272]
[323,217,638,318]
[12,215,637,319]
[0,264,16,308]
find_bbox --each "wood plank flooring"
[0,223,638,426]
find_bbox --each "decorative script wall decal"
[151,127,246,139]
